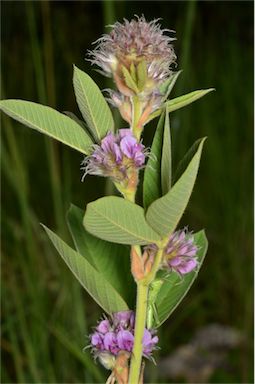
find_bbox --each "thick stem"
[128,282,149,384]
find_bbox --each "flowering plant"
[0,16,213,384]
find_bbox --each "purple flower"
[91,332,104,350]
[142,329,159,356]
[97,319,111,334]
[104,332,119,354]
[82,129,147,183]
[163,229,198,274]
[117,330,134,351]
[88,310,158,367]
[146,229,198,275]
[113,310,135,329]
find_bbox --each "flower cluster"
[89,16,176,127]
[90,16,176,87]
[82,129,147,188]
[147,229,198,275]
[89,311,158,369]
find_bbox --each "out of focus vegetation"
[1,1,253,383]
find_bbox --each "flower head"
[88,310,158,369]
[147,229,198,275]
[89,16,176,96]
[82,129,147,187]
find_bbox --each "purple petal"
[91,332,104,349]
[185,248,197,257]
[142,329,158,354]
[177,258,197,274]
[112,143,122,163]
[113,310,133,328]
[117,330,134,351]
[142,329,152,346]
[103,332,119,354]
[118,129,133,139]
[168,256,182,267]
[120,135,137,158]
[97,319,111,334]
[101,132,116,152]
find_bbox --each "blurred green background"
[1,1,253,383]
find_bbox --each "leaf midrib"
[75,71,101,141]
[89,204,159,243]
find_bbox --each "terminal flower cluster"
[90,16,177,129]
[89,311,158,369]
[90,16,176,87]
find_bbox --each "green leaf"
[0,99,93,154]
[173,138,204,184]
[159,70,182,100]
[148,88,215,122]
[143,111,165,210]
[161,108,172,194]
[43,225,129,314]
[146,139,206,238]
[130,62,137,83]
[137,60,147,90]
[67,204,135,306]
[63,111,87,130]
[66,204,96,267]
[121,66,140,94]
[152,230,208,328]
[83,196,161,245]
[73,65,114,142]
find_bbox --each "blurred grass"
[1,1,253,383]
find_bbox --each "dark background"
[1,1,253,383]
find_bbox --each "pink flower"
[164,229,198,274]
[117,330,134,351]
[146,229,198,275]
[88,310,158,367]
[82,129,147,182]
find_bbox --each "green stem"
[128,282,149,384]
[143,247,164,285]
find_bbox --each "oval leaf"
[0,99,93,154]
[43,225,129,314]
[146,139,206,238]
[73,65,114,142]
[152,230,208,328]
[83,196,161,245]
